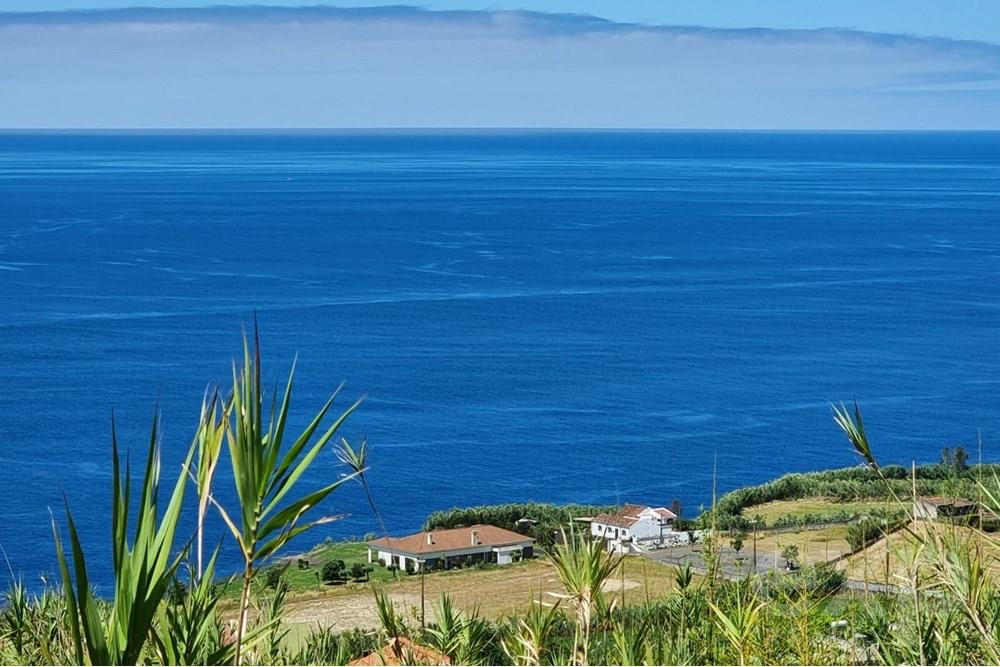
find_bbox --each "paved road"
[641,543,786,578]
[640,544,907,594]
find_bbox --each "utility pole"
[420,566,426,629]
[751,519,758,573]
[885,538,890,585]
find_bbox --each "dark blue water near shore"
[1,131,999,588]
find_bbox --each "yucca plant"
[423,594,494,665]
[372,587,407,662]
[0,581,74,665]
[1,580,33,663]
[292,626,357,666]
[151,553,254,666]
[549,526,624,666]
[609,613,648,666]
[51,413,194,665]
[708,583,767,666]
[193,393,228,582]
[501,595,563,666]
[212,329,363,664]
[674,563,694,593]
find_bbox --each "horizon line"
[3,127,1000,134]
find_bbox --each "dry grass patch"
[277,555,677,635]
[842,521,1000,586]
[753,525,853,565]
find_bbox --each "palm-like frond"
[217,327,363,663]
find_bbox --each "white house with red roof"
[367,524,535,573]
[591,504,677,551]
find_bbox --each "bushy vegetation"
[846,515,909,552]
[424,502,617,550]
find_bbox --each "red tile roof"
[368,524,534,556]
[593,504,676,528]
[921,496,977,508]
[349,637,451,666]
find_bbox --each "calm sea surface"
[1,131,999,587]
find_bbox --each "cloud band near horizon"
[2,5,1000,129]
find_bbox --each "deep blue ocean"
[1,131,999,588]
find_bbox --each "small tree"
[954,446,970,472]
[730,534,745,557]
[264,568,286,590]
[781,544,800,570]
[940,447,954,468]
[349,562,372,581]
[674,563,694,592]
[670,499,683,520]
[322,559,347,584]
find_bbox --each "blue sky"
[3,2,1000,128]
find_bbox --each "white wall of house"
[592,509,674,546]
[370,542,533,571]
[630,508,674,541]
[591,522,623,540]
[495,545,522,565]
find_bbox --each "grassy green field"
[218,541,399,599]
[741,497,894,523]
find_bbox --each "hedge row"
[705,464,997,530]
[423,501,617,549]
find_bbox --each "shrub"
[761,562,846,600]
[321,559,347,584]
[265,567,286,590]
[348,562,371,581]
[847,517,906,552]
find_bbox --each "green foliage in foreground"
[424,502,617,550]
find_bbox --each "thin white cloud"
[1,5,999,128]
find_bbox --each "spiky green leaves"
[832,401,877,470]
[216,332,363,567]
[52,412,194,665]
